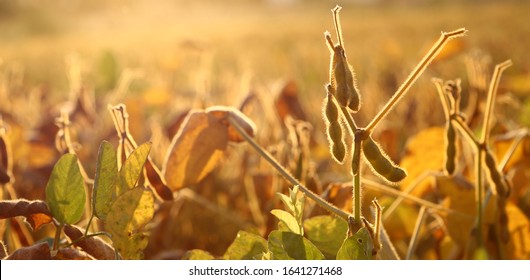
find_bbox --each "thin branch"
[481,60,513,144]
[228,114,351,221]
[406,206,428,260]
[366,28,467,134]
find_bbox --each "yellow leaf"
[399,127,446,197]
[504,202,530,259]
[163,110,228,190]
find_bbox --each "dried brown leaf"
[6,242,51,260]
[0,199,53,230]
[64,224,116,260]
[274,80,307,122]
[144,158,173,200]
[163,110,228,190]
[54,247,94,260]
[206,106,256,143]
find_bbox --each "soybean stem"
[366,28,467,134]
[228,114,350,221]
[481,60,513,144]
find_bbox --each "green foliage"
[93,141,118,220]
[274,185,305,235]
[304,215,348,259]
[45,153,86,225]
[336,227,373,260]
[118,142,151,195]
[105,187,154,260]
[267,230,324,260]
[223,231,267,260]
[270,210,302,235]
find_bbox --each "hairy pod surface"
[323,93,346,163]
[362,136,406,182]
[484,150,509,198]
[328,45,361,112]
[444,122,457,176]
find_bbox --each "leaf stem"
[365,28,467,134]
[228,114,350,221]
[352,138,362,223]
[53,223,64,251]
[481,60,512,144]
[406,206,428,260]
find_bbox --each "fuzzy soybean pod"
[329,45,361,112]
[362,136,406,183]
[484,150,510,198]
[323,92,346,164]
[444,121,457,176]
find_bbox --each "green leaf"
[93,141,118,220]
[268,230,324,260]
[304,215,348,259]
[276,193,295,214]
[223,231,268,260]
[105,187,154,259]
[45,153,86,225]
[336,227,373,260]
[271,209,302,235]
[183,249,215,260]
[118,142,151,194]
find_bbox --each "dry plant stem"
[481,60,513,144]
[475,148,484,247]
[227,115,350,221]
[365,28,467,133]
[360,178,472,219]
[331,6,344,47]
[498,129,528,170]
[383,171,439,221]
[406,206,428,260]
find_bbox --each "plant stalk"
[366,28,467,133]
[228,114,350,221]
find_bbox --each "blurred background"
[1,0,529,259]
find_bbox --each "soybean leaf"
[336,227,373,260]
[0,199,52,230]
[6,242,51,260]
[268,230,324,260]
[45,153,86,225]
[223,231,268,260]
[271,209,301,235]
[93,141,118,220]
[118,142,151,194]
[183,249,215,260]
[276,193,295,216]
[304,215,348,259]
[106,187,154,260]
[163,111,228,190]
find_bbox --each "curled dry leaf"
[64,224,116,260]
[163,107,255,190]
[0,199,52,230]
[163,110,228,190]
[6,242,51,260]
[205,105,256,143]
[144,158,173,201]
[274,80,307,122]
[54,247,94,260]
